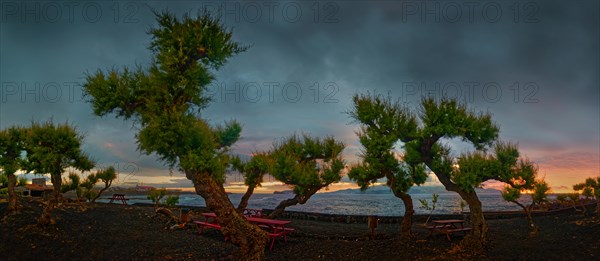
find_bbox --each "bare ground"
[1,198,598,260]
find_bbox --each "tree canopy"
[231,152,271,210]
[268,134,345,218]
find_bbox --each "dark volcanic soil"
[1,198,599,260]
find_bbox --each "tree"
[419,193,439,227]
[267,134,345,218]
[60,167,116,203]
[231,152,270,211]
[22,121,94,225]
[82,11,268,258]
[347,94,427,236]
[0,126,26,214]
[61,172,82,197]
[502,179,549,236]
[148,188,167,208]
[90,167,117,203]
[351,95,536,249]
[573,177,600,217]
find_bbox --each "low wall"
[132,201,597,224]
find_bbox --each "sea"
[98,188,543,216]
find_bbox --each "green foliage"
[95,167,117,187]
[270,134,345,197]
[0,175,7,188]
[61,172,81,194]
[567,193,580,202]
[17,176,27,186]
[556,194,567,202]
[454,142,537,192]
[0,126,26,178]
[573,177,600,199]
[231,152,270,188]
[531,181,550,203]
[22,121,94,178]
[347,94,427,194]
[148,188,167,206]
[165,194,180,207]
[419,193,439,211]
[83,11,246,182]
[419,193,439,225]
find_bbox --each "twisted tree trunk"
[7,173,18,214]
[512,201,538,236]
[91,181,112,203]
[237,185,255,212]
[424,150,487,251]
[459,190,487,249]
[39,174,62,225]
[393,191,414,237]
[268,187,319,219]
[188,171,267,260]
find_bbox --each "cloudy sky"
[1,0,598,193]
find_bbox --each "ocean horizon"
[100,189,540,216]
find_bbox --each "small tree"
[419,193,439,226]
[502,180,549,236]
[148,188,167,208]
[22,121,94,225]
[90,167,117,203]
[267,134,345,218]
[347,94,427,236]
[0,126,26,214]
[566,193,587,216]
[573,177,600,217]
[231,152,270,211]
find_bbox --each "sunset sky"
[1,0,598,193]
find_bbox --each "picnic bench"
[195,212,294,250]
[107,194,129,205]
[427,219,472,241]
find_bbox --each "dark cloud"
[1,0,598,188]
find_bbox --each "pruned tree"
[350,95,537,250]
[82,11,268,258]
[231,152,270,211]
[22,121,94,225]
[267,134,345,218]
[90,167,117,203]
[573,177,600,217]
[347,94,427,236]
[502,179,549,236]
[0,126,26,214]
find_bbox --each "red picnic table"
[427,219,471,241]
[194,212,294,251]
[107,194,129,205]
